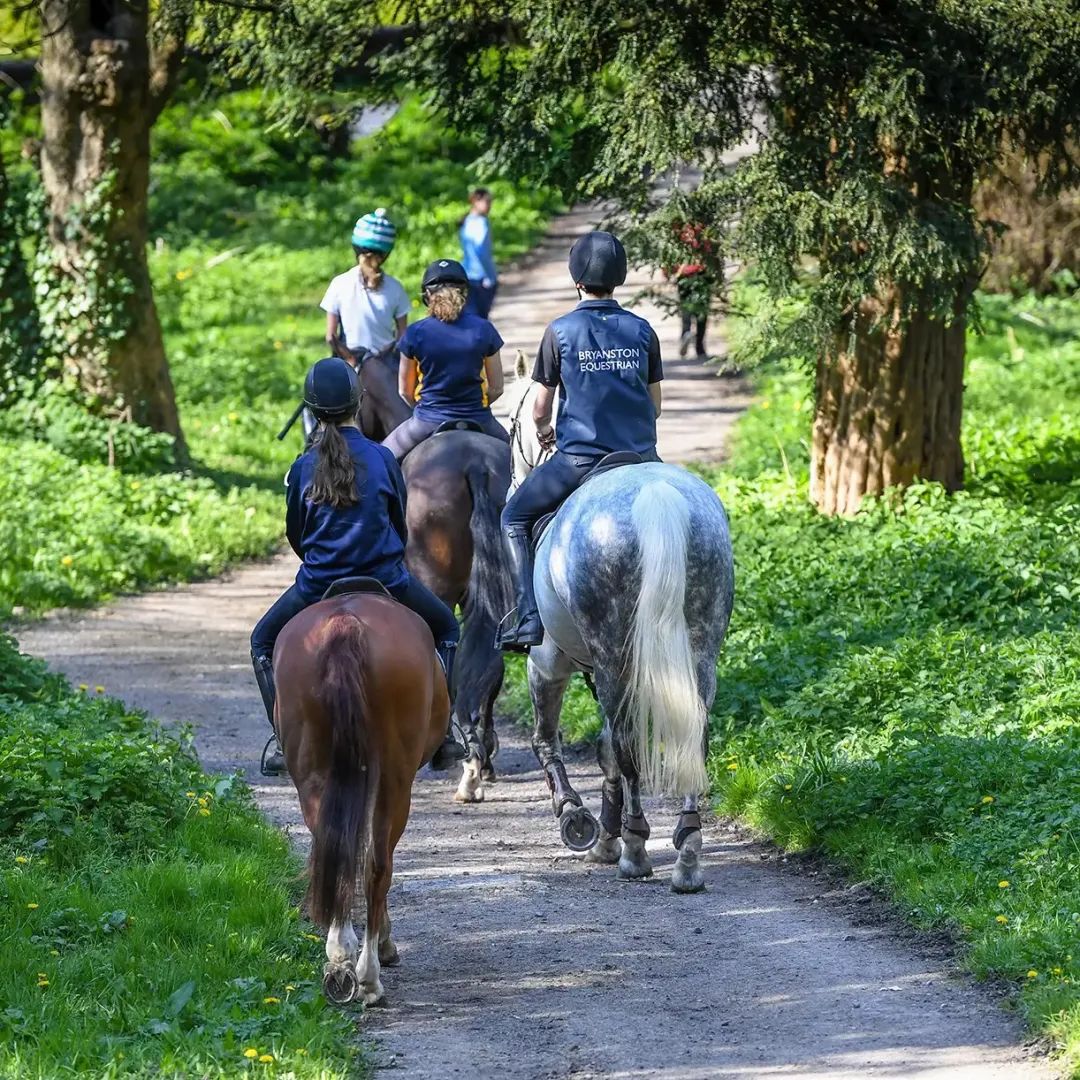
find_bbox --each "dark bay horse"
[358,349,512,800]
[275,590,447,1005]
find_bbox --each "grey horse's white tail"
[625,481,708,797]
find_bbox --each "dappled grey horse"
[526,461,734,891]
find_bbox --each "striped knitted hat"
[351,207,397,253]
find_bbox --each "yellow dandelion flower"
[1027,969,1039,979]
[243,1048,259,1059]
[37,972,46,978]
[303,933,321,942]
[60,555,74,567]
[1052,967,1063,976]
[273,340,283,350]
[186,791,196,798]
[130,480,141,491]
[258,1054,274,1063]
[285,985,296,992]
[95,685,105,694]
[50,949,59,956]
[995,915,1008,925]
[981,795,994,805]
[78,683,88,691]
[295,1048,308,1055]
[263,996,280,1004]
[726,762,738,771]
[197,797,208,807]
[15,855,28,864]
[27,903,39,910]
[999,880,1010,889]
[198,807,211,817]
[37,979,49,988]
[227,411,239,422]
[761,400,770,409]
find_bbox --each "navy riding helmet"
[304,357,360,420]
[421,258,470,298]
[568,231,627,292]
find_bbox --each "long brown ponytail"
[308,421,361,508]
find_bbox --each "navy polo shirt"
[285,428,409,602]
[398,312,504,422]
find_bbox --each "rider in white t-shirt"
[321,208,411,364]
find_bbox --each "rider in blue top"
[498,232,664,650]
[382,259,512,460]
[251,358,466,774]
[459,188,498,318]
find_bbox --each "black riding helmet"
[568,231,627,292]
[304,357,360,420]
[421,258,470,298]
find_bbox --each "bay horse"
[357,348,512,800]
[274,586,447,1005]
[510,375,735,892]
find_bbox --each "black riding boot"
[498,530,544,650]
[251,652,287,777]
[430,641,467,771]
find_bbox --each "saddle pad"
[434,419,484,435]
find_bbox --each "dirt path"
[14,210,1054,1078]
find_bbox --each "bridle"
[508,383,553,487]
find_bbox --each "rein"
[508,385,553,486]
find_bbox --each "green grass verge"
[0,634,359,1077]
[499,290,1080,1071]
[1,91,558,615]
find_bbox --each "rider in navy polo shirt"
[382,259,511,460]
[498,231,663,649]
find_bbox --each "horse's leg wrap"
[600,787,623,838]
[544,760,581,818]
[622,812,651,840]
[673,810,702,851]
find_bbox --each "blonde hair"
[356,250,385,289]
[427,284,468,322]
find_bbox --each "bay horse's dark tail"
[457,463,513,709]
[307,613,371,929]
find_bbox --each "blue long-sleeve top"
[285,428,409,602]
[459,212,497,283]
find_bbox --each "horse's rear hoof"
[585,835,621,864]
[481,765,497,783]
[559,805,599,852]
[453,787,484,804]
[322,963,359,1005]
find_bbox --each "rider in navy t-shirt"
[498,232,663,650]
[382,259,512,460]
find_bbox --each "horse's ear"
[515,349,527,379]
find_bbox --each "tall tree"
[349,0,1080,514]
[34,0,188,441]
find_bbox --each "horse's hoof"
[322,963,359,1005]
[585,835,622,864]
[378,940,400,966]
[480,765,497,783]
[671,863,706,893]
[453,786,484,804]
[362,985,387,1007]
[559,805,599,852]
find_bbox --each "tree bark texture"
[38,0,185,443]
[810,293,966,516]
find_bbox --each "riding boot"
[497,530,544,650]
[430,641,467,771]
[251,652,287,777]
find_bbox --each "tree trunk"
[810,292,966,516]
[38,0,185,446]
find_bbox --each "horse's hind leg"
[585,720,623,865]
[455,650,502,804]
[356,841,391,1006]
[529,643,598,852]
[611,718,653,880]
[671,794,705,894]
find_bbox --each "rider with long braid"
[251,358,466,775]
[498,231,663,650]
[382,259,511,460]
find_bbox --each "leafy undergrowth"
[501,290,1080,1071]
[1,91,557,615]
[0,634,356,1077]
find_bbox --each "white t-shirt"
[320,269,411,352]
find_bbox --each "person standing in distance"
[322,208,410,365]
[459,188,498,318]
[497,231,663,650]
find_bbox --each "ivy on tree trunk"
[38,0,186,446]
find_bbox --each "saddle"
[530,452,646,545]
[321,576,392,601]
[433,419,485,435]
